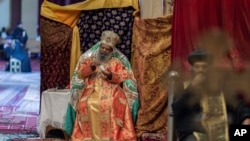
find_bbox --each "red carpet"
[0,74,40,134]
[0,60,6,71]
[0,85,28,106]
[0,70,40,139]
[0,85,38,134]
[11,139,67,141]
[0,106,38,133]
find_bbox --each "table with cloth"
[38,89,70,138]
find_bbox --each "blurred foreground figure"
[172,49,250,141]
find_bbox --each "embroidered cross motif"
[107,37,111,42]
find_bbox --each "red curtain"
[171,0,250,74]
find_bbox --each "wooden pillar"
[10,0,22,32]
[38,0,43,36]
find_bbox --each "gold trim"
[200,91,229,141]
[78,115,89,122]
[115,118,124,127]
[41,0,139,27]
[193,132,207,141]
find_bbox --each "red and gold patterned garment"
[71,56,136,141]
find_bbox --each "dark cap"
[17,21,22,26]
[188,49,213,66]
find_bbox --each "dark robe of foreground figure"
[172,86,250,141]
[172,49,250,141]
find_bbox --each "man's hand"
[90,60,101,71]
[242,118,250,125]
[101,69,112,80]
[91,60,101,67]
[191,73,206,88]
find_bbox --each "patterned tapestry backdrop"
[40,17,72,93]
[77,7,135,60]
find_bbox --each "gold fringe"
[78,115,88,122]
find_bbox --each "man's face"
[100,44,113,55]
[97,44,113,62]
[191,61,209,76]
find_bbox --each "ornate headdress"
[100,30,120,48]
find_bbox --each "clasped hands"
[90,60,112,80]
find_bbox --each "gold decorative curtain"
[132,15,172,137]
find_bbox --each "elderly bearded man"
[69,30,137,141]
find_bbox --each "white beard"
[97,51,112,63]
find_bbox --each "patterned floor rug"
[0,71,40,139]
